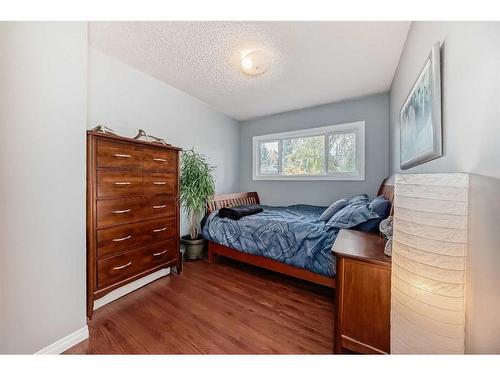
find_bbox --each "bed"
[204,176,395,288]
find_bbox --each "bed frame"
[206,176,395,289]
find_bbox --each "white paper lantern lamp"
[391,173,469,354]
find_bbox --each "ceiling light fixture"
[240,49,272,76]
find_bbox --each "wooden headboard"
[207,191,260,214]
[377,175,395,215]
[207,175,395,214]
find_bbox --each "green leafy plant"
[179,149,216,240]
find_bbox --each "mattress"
[202,204,338,277]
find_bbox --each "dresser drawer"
[97,217,177,258]
[97,139,143,169]
[97,197,145,228]
[143,172,177,195]
[97,240,178,288]
[144,195,176,219]
[97,221,148,258]
[148,216,176,242]
[143,148,177,172]
[97,170,143,198]
[340,259,391,354]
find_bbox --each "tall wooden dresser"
[86,131,182,319]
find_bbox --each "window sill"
[252,174,365,181]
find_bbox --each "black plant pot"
[181,235,205,260]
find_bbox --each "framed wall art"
[400,42,442,169]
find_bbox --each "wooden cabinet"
[333,229,391,354]
[87,131,182,319]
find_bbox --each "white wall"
[239,93,389,206]
[88,47,240,235]
[389,21,500,353]
[389,22,500,178]
[467,174,500,353]
[0,22,88,353]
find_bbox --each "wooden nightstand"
[332,229,391,354]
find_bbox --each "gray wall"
[0,22,88,353]
[389,21,500,353]
[88,47,241,235]
[239,93,389,206]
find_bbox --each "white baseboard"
[35,326,89,355]
[93,267,170,310]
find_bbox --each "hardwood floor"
[65,257,334,354]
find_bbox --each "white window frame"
[252,121,365,181]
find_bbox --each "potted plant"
[179,149,215,260]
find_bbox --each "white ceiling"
[89,21,410,121]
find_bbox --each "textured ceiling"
[89,21,410,121]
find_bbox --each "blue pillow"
[369,195,391,217]
[319,198,349,222]
[348,194,369,204]
[355,196,391,233]
[326,200,380,229]
[355,218,383,233]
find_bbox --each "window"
[252,121,365,180]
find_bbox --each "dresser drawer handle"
[153,227,167,233]
[153,250,167,257]
[112,261,132,270]
[113,153,131,158]
[112,235,132,242]
[112,209,132,214]
[153,181,167,185]
[153,158,167,162]
[153,204,166,209]
[114,181,132,185]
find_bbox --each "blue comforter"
[202,204,339,277]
